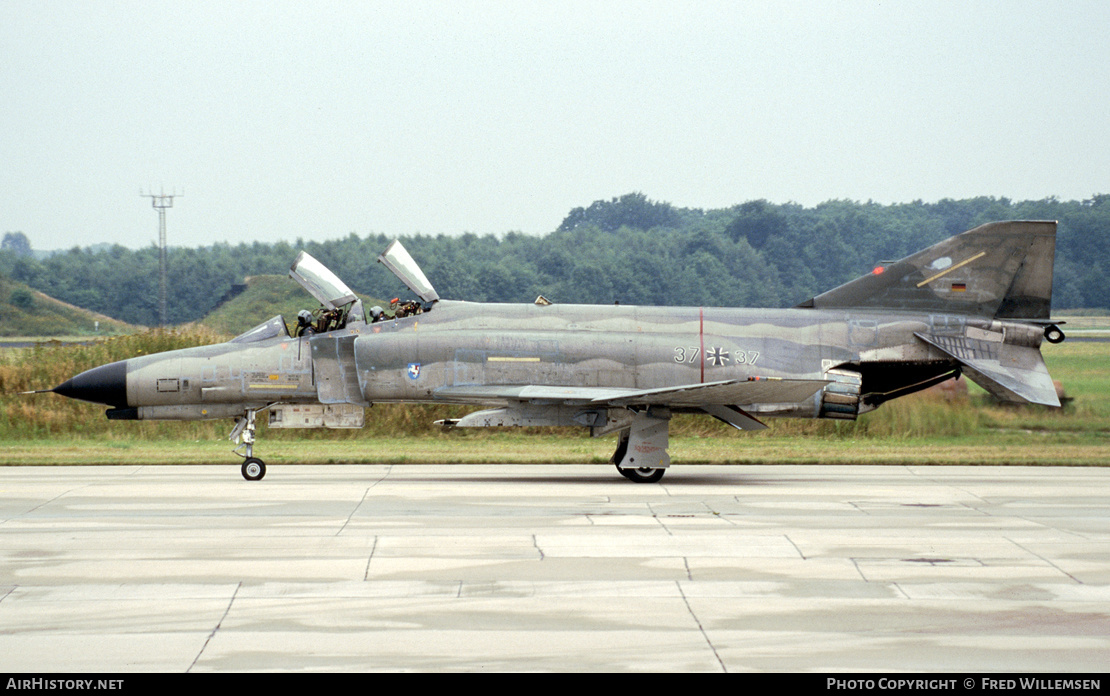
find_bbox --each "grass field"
[1,429,1106,468]
[1,322,1107,467]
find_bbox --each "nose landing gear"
[231,410,267,481]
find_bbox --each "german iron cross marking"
[707,347,730,366]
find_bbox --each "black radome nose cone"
[53,360,128,408]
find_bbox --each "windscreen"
[230,315,290,344]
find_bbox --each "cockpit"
[231,240,438,344]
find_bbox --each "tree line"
[2,193,1108,327]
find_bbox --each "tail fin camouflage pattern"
[803,220,1056,319]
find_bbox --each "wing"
[434,377,829,432]
[434,377,827,407]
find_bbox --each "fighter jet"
[45,220,1065,482]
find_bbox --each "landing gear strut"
[231,410,266,481]
[611,408,671,483]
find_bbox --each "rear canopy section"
[377,240,440,305]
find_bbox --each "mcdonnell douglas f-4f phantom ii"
[45,220,1065,482]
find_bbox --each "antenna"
[140,188,182,328]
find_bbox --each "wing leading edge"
[434,377,827,408]
[434,377,829,432]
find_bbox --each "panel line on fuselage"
[699,306,705,384]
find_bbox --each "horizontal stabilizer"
[915,332,1060,407]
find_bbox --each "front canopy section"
[377,240,440,305]
[289,251,358,310]
[230,315,291,344]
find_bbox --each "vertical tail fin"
[803,220,1057,319]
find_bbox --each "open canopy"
[289,251,358,310]
[377,239,440,305]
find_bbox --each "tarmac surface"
[1,463,1108,672]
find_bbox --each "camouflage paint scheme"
[49,220,1063,482]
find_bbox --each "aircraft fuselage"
[68,300,993,424]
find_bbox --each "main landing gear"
[610,408,671,484]
[231,409,267,481]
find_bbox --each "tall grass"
[0,327,226,439]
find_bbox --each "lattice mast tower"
[140,189,181,328]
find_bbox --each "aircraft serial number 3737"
[44,220,1065,482]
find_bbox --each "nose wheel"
[241,457,266,481]
[231,409,267,481]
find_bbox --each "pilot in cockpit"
[295,309,316,337]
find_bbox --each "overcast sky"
[2,0,1107,251]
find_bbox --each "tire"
[609,430,630,465]
[617,465,665,484]
[242,458,266,481]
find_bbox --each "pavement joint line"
[646,503,675,536]
[338,465,394,536]
[851,557,870,583]
[189,581,241,673]
[785,533,806,560]
[892,582,911,599]
[677,581,726,673]
[363,536,379,581]
[1006,537,1084,584]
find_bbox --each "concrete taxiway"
[1,463,1108,672]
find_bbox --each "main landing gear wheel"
[242,457,266,481]
[610,411,671,483]
[617,465,666,484]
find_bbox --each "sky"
[2,0,1108,251]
